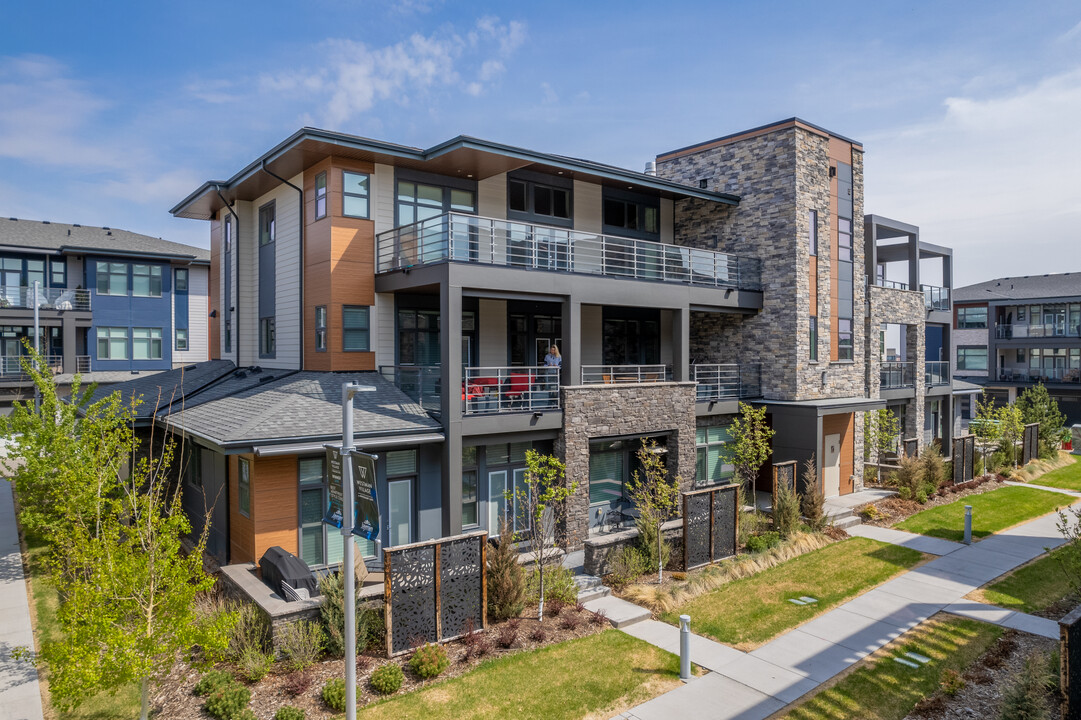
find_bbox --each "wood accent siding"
[209,218,221,359]
[252,455,300,563]
[822,413,855,495]
[228,454,254,563]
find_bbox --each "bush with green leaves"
[889,454,923,497]
[998,651,1051,720]
[321,677,348,712]
[918,443,947,490]
[745,531,780,553]
[204,682,252,720]
[370,663,404,695]
[773,478,801,539]
[228,602,271,661]
[486,518,526,622]
[320,571,376,657]
[1016,383,1066,458]
[279,620,324,671]
[409,642,449,679]
[799,456,826,531]
[606,545,649,589]
[235,645,274,683]
[526,563,578,606]
[194,668,236,697]
[274,707,306,720]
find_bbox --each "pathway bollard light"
[679,614,691,681]
[964,505,973,545]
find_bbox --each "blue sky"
[1,0,1079,285]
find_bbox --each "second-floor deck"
[0,287,91,312]
[376,213,762,291]
[996,323,1081,340]
[880,360,950,390]
[921,284,950,312]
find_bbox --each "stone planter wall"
[583,518,683,577]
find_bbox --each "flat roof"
[657,117,864,162]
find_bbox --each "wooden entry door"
[823,433,841,498]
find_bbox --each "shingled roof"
[954,273,1081,303]
[0,217,210,262]
[84,360,237,419]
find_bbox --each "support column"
[440,282,463,537]
[672,307,690,382]
[561,297,580,388]
[62,316,77,374]
[908,234,919,292]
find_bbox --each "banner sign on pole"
[351,451,380,541]
[323,446,345,528]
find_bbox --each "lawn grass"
[660,538,922,649]
[978,545,1076,613]
[356,629,682,720]
[780,615,1002,720]
[1033,454,1081,491]
[894,485,1070,542]
[22,530,141,720]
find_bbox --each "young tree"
[627,438,682,583]
[997,402,1026,469]
[726,402,775,511]
[971,391,1002,472]
[863,408,900,482]
[1016,383,1066,458]
[799,455,826,532]
[510,450,577,621]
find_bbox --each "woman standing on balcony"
[543,345,562,368]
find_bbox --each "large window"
[462,446,478,529]
[260,317,276,357]
[238,458,250,517]
[398,308,439,365]
[696,426,734,487]
[132,327,163,360]
[957,346,988,371]
[342,306,370,352]
[602,190,659,238]
[957,306,988,329]
[96,327,128,360]
[299,457,346,567]
[387,450,417,548]
[315,306,327,352]
[397,181,444,225]
[588,437,663,505]
[343,171,370,219]
[837,318,853,361]
[508,174,571,224]
[97,262,128,296]
[259,203,275,246]
[314,171,328,220]
[809,316,818,362]
[486,442,531,537]
[132,264,162,297]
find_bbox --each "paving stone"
[582,595,651,628]
[749,629,868,683]
[847,525,964,556]
[797,607,907,654]
[713,654,820,704]
[627,672,784,720]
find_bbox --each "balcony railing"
[926,361,950,386]
[76,355,91,373]
[877,279,909,290]
[581,364,670,385]
[996,323,1081,339]
[921,284,950,311]
[0,287,91,311]
[379,365,442,415]
[880,361,915,389]
[694,363,762,401]
[998,368,1081,384]
[0,354,62,377]
[464,367,559,415]
[376,213,763,291]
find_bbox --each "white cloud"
[864,67,1081,284]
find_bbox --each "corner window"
[175,268,188,292]
[837,318,853,361]
[96,326,128,360]
[508,177,571,222]
[131,265,162,297]
[259,202,275,246]
[809,316,818,362]
[314,171,328,220]
[315,306,327,352]
[342,306,370,352]
[696,426,734,487]
[97,262,128,296]
[132,327,163,360]
[238,458,251,517]
[176,328,188,351]
[808,210,818,256]
[260,317,276,357]
[957,346,988,371]
[343,171,370,219]
[957,306,988,329]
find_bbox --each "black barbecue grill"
[259,546,320,600]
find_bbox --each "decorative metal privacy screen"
[903,437,919,458]
[384,531,487,656]
[683,483,739,571]
[952,435,976,484]
[1023,423,1039,465]
[772,461,796,498]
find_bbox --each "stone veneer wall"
[555,382,697,550]
[867,285,928,443]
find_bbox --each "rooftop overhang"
[172,128,740,221]
[753,396,887,417]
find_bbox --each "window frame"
[132,327,163,360]
[238,457,251,518]
[808,209,818,256]
[50,259,66,288]
[315,305,327,352]
[174,268,188,292]
[957,346,989,372]
[462,446,479,529]
[809,316,818,362]
[342,305,370,352]
[342,171,370,219]
[314,171,328,220]
[837,318,854,361]
[695,425,735,488]
[506,171,573,228]
[957,306,988,330]
[601,188,660,240]
[175,327,188,351]
[260,317,276,357]
[132,264,163,298]
[259,202,276,246]
[96,326,128,360]
[96,261,128,296]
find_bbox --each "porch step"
[574,573,611,603]
[578,586,611,603]
[826,507,863,530]
[582,595,652,628]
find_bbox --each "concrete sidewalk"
[616,500,1075,720]
[0,481,44,720]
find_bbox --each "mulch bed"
[152,601,609,720]
[857,475,1009,527]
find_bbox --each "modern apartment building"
[953,273,1081,425]
[0,218,210,406]
[148,118,954,569]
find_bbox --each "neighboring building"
[132,118,956,570]
[952,273,1081,425]
[0,218,210,407]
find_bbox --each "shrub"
[526,563,578,606]
[496,618,520,649]
[235,710,257,720]
[282,670,312,698]
[799,456,826,531]
[940,668,965,696]
[279,620,325,672]
[529,625,547,643]
[487,519,526,622]
[194,668,235,697]
[409,642,449,679]
[370,663,404,695]
[275,707,306,720]
[773,478,801,539]
[544,597,566,618]
[919,444,948,490]
[737,503,765,548]
[890,454,923,497]
[607,545,649,589]
[204,683,251,720]
[559,610,582,631]
[590,609,609,626]
[227,602,270,661]
[745,531,780,553]
[356,654,373,673]
[859,504,885,522]
[235,645,274,683]
[321,678,347,712]
[320,570,376,657]
[998,652,1052,720]
[897,486,912,501]
[915,489,929,505]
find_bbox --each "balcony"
[876,279,909,290]
[464,367,559,415]
[376,213,762,291]
[76,355,90,373]
[0,287,91,311]
[925,361,950,387]
[998,368,1081,384]
[379,366,441,415]
[996,323,1081,339]
[921,284,950,312]
[0,355,62,378]
[581,364,670,385]
[880,361,915,390]
[694,363,762,401]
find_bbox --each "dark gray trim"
[259,161,305,370]
[600,186,660,241]
[393,168,478,228]
[341,168,371,219]
[341,304,371,352]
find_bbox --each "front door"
[388,479,413,547]
[823,433,841,498]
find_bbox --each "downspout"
[260,160,305,370]
[215,185,240,366]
